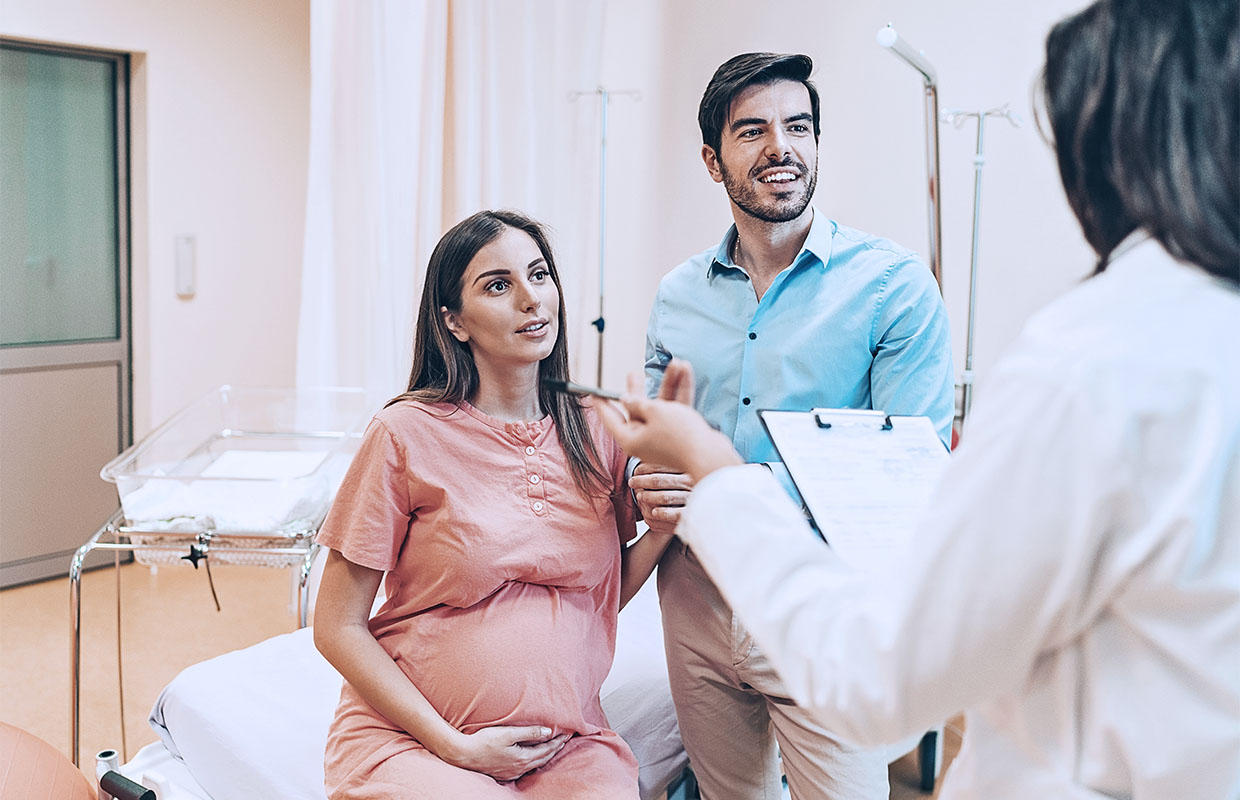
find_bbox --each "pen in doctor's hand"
[543,379,624,401]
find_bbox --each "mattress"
[117,741,211,800]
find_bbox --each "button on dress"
[318,400,640,799]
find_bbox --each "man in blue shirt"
[635,53,953,799]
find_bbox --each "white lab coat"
[678,239,1240,799]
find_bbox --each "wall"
[3,0,1099,426]
[1,0,310,435]
[598,0,1096,404]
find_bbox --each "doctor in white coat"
[601,0,1240,797]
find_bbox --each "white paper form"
[757,408,950,576]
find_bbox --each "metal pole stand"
[569,86,639,385]
[877,25,948,791]
[940,104,1022,432]
[877,24,943,289]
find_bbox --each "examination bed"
[119,576,686,800]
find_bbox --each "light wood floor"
[0,561,959,797]
[0,560,299,784]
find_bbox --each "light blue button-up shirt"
[646,210,954,468]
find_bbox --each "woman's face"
[442,226,561,370]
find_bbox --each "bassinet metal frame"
[68,509,321,767]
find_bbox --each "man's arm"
[636,286,694,532]
[644,288,671,397]
[870,259,955,446]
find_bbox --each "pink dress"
[317,400,640,799]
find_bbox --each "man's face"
[705,79,818,224]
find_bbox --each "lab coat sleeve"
[679,353,1131,747]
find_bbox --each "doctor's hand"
[601,360,743,484]
[440,725,571,781]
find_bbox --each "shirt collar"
[1107,231,1153,265]
[708,207,835,277]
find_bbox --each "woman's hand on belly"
[439,725,571,782]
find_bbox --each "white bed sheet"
[146,578,686,800]
[120,740,212,800]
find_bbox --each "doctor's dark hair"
[1041,0,1239,284]
[388,209,610,498]
[698,53,821,156]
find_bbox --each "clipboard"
[757,408,950,575]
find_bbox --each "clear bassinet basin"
[101,386,369,565]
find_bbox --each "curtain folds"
[297,0,605,405]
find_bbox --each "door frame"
[0,39,131,451]
[0,40,132,585]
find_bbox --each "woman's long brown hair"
[387,209,611,498]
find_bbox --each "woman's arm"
[313,549,568,780]
[618,527,674,609]
[313,550,459,752]
[610,358,697,609]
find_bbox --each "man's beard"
[720,156,817,224]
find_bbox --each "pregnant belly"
[392,581,614,735]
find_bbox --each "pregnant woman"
[313,209,674,799]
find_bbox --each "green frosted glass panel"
[0,47,119,346]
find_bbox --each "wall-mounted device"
[174,235,196,298]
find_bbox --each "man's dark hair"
[698,53,821,157]
[1042,0,1238,284]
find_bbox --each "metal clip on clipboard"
[757,407,949,576]
[813,408,894,430]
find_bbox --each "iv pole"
[940,105,1022,422]
[875,26,946,793]
[570,87,639,385]
[877,24,943,288]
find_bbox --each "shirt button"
[525,446,535,455]
[529,474,541,484]
[533,501,544,512]
[742,397,751,405]
[748,332,757,340]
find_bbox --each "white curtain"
[297,0,605,406]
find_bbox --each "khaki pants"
[657,544,889,800]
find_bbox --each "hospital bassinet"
[99,385,369,566]
[70,385,370,766]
